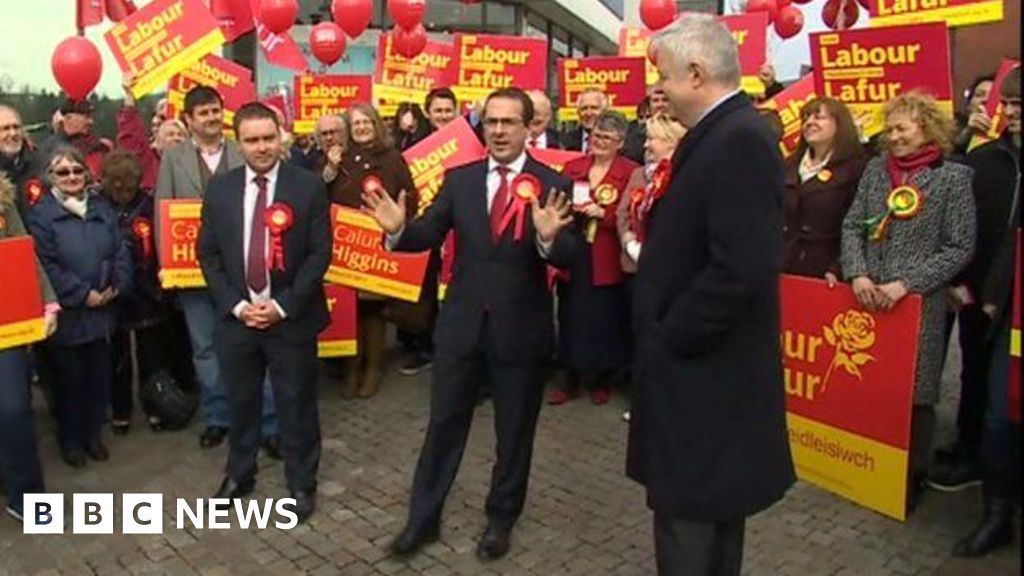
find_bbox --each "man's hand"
[968,109,993,134]
[326,144,343,168]
[758,62,777,88]
[875,281,909,311]
[362,186,407,234]
[531,188,573,244]
[250,301,283,328]
[578,203,605,219]
[851,276,879,311]
[85,290,106,308]
[121,73,137,108]
[239,303,271,330]
[983,303,998,319]
[43,311,58,337]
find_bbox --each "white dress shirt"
[195,137,226,174]
[530,131,549,149]
[233,162,287,320]
[693,90,741,127]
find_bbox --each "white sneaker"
[6,504,23,522]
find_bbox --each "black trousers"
[216,322,321,493]
[944,308,993,454]
[654,514,745,576]
[48,339,112,452]
[111,323,166,421]
[406,318,544,530]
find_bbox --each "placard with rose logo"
[780,275,922,521]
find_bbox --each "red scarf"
[886,143,942,188]
[628,159,671,243]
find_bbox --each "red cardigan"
[562,154,639,286]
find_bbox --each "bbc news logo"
[22,494,299,534]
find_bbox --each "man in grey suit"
[156,86,279,452]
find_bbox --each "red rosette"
[650,159,671,202]
[24,178,44,207]
[264,203,294,271]
[498,173,542,242]
[593,183,620,207]
[362,175,383,195]
[131,217,153,260]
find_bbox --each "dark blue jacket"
[26,189,133,346]
[106,189,166,329]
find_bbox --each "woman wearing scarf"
[548,110,639,407]
[330,104,418,399]
[783,98,867,284]
[841,92,976,514]
[0,174,58,520]
[26,147,132,468]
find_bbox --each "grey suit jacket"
[153,139,244,253]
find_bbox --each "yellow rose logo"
[822,310,877,389]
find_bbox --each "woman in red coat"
[549,111,639,406]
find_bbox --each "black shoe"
[199,426,228,448]
[261,436,282,461]
[111,420,131,435]
[928,458,982,492]
[953,497,1013,557]
[86,439,109,461]
[389,522,440,557]
[213,477,255,500]
[147,416,164,432]
[905,474,926,516]
[399,354,433,376]
[476,523,511,562]
[290,491,316,523]
[61,448,88,468]
[933,439,975,466]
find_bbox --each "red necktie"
[529,137,538,148]
[490,166,510,242]
[247,174,268,293]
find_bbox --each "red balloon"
[855,0,872,9]
[392,24,427,58]
[332,0,373,38]
[745,0,779,23]
[259,0,297,34]
[791,0,814,4]
[51,37,102,101]
[388,0,427,30]
[773,5,804,39]
[822,0,860,29]
[309,22,347,66]
[639,0,676,31]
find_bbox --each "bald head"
[527,90,553,138]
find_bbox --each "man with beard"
[0,105,44,217]
[156,86,279,454]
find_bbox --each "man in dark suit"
[526,90,562,150]
[626,15,795,576]
[363,87,577,562]
[622,86,671,164]
[198,103,332,523]
[560,88,607,152]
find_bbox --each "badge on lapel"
[264,203,294,271]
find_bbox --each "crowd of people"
[0,13,1019,574]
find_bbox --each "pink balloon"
[332,0,373,38]
[639,0,676,31]
[388,0,427,30]
[773,5,804,39]
[259,0,298,35]
[51,37,102,101]
[392,24,428,58]
[309,22,347,66]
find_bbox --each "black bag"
[139,370,197,431]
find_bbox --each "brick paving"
[0,340,1018,576]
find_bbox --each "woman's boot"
[953,476,1013,557]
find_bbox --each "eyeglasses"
[591,131,622,143]
[52,167,86,177]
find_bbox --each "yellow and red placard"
[761,75,817,158]
[781,275,921,521]
[293,75,373,134]
[720,13,770,96]
[165,54,256,131]
[557,57,647,122]
[869,0,1003,28]
[618,28,658,87]
[402,117,487,217]
[811,22,952,138]
[452,34,548,104]
[318,283,357,358]
[969,58,1021,151]
[527,148,585,173]
[1010,232,1021,423]
[0,237,46,350]
[326,205,430,302]
[374,35,455,106]
[158,199,205,289]
[105,0,226,98]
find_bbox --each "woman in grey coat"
[841,92,976,514]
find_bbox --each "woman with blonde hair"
[841,91,976,513]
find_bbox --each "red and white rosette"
[264,203,294,271]
[498,173,541,242]
[131,217,153,260]
[24,177,44,207]
[362,175,383,195]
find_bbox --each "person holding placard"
[549,110,638,407]
[841,91,976,514]
[0,174,58,521]
[363,87,577,561]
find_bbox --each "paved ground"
[0,336,1019,576]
